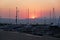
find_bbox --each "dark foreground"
[0,31,60,40]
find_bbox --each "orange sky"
[0,0,60,19]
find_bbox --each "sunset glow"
[0,0,60,19]
[31,16,36,19]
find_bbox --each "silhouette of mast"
[44,17,46,24]
[28,8,29,24]
[33,9,35,24]
[41,9,42,24]
[58,16,60,25]
[16,7,18,24]
[0,8,2,23]
[44,9,46,24]
[0,16,1,23]
[50,10,51,24]
[52,8,56,24]
[9,8,11,24]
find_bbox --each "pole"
[28,8,29,24]
[9,8,11,24]
[53,8,56,24]
[50,10,51,24]
[16,7,18,25]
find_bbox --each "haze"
[0,0,60,19]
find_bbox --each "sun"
[31,16,36,19]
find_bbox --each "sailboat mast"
[9,8,10,24]
[28,8,29,24]
[16,7,18,24]
[52,8,56,24]
[58,16,60,25]
[0,9,1,23]
[50,10,51,24]
[41,9,42,24]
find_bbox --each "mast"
[0,16,1,23]
[16,7,18,25]
[58,16,60,25]
[44,9,46,24]
[50,10,51,24]
[28,8,29,24]
[52,8,56,24]
[33,9,35,24]
[9,8,10,23]
[0,8,2,23]
[41,9,42,24]
[44,17,46,24]
[0,9,1,23]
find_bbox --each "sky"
[0,0,60,19]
